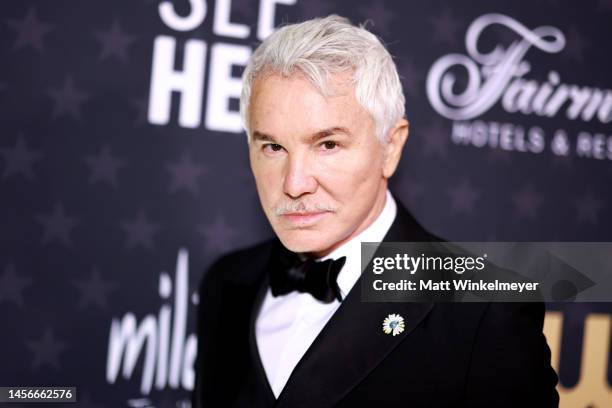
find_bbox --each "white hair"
[239,14,406,144]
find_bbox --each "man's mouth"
[280,211,330,226]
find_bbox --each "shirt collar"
[316,189,397,298]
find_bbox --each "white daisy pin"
[382,313,405,336]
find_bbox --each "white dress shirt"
[255,189,397,398]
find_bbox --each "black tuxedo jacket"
[192,202,559,408]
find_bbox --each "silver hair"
[239,14,406,144]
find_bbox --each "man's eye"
[264,143,283,152]
[321,141,338,150]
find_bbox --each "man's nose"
[282,153,318,199]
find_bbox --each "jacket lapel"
[275,202,436,408]
[246,270,277,404]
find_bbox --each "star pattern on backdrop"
[83,146,125,187]
[166,152,208,194]
[26,327,69,371]
[46,76,90,121]
[5,6,54,53]
[395,174,425,207]
[0,134,43,181]
[71,268,118,311]
[430,7,462,46]
[120,209,160,251]
[94,19,137,64]
[0,263,33,307]
[420,121,451,158]
[446,177,480,215]
[200,215,240,253]
[232,166,259,201]
[512,183,543,220]
[36,202,80,248]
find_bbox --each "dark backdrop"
[1,0,611,406]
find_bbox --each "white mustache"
[273,201,338,215]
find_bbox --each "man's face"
[248,72,389,257]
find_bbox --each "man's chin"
[276,231,333,256]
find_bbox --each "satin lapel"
[275,280,432,408]
[275,202,436,408]
[246,270,277,405]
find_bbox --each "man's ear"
[382,118,409,178]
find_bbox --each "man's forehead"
[248,71,374,143]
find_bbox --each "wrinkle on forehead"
[248,72,374,143]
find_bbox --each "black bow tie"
[269,243,347,303]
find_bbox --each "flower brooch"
[382,313,405,336]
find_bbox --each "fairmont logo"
[426,13,612,124]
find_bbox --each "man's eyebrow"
[251,131,277,143]
[251,127,352,143]
[309,127,352,142]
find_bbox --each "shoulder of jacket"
[199,238,276,289]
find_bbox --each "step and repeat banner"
[1,0,611,406]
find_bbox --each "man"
[193,15,559,408]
